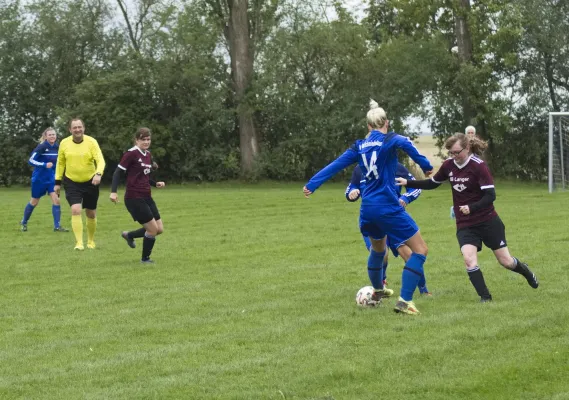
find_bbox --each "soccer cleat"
[54,226,69,232]
[74,243,84,251]
[141,258,155,264]
[480,295,493,303]
[122,232,136,249]
[87,241,96,249]
[371,288,394,301]
[21,223,28,232]
[393,297,420,315]
[421,291,433,297]
[518,262,539,289]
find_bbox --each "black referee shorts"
[64,177,100,210]
[124,197,161,225]
[456,215,507,252]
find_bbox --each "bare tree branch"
[116,0,140,53]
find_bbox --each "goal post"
[549,112,569,193]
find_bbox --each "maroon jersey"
[118,146,153,199]
[432,155,497,228]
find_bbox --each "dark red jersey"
[432,155,497,228]
[118,146,153,199]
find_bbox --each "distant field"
[413,134,444,168]
[2,183,569,399]
[404,134,444,178]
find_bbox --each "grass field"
[2,182,569,399]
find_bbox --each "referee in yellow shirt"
[54,119,105,250]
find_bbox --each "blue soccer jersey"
[346,163,422,256]
[346,163,422,205]
[306,130,432,213]
[28,141,59,183]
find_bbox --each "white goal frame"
[549,112,569,193]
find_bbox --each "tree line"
[1,0,568,185]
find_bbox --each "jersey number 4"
[362,151,378,179]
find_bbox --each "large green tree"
[200,0,281,177]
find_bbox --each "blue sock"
[418,273,429,293]
[368,249,385,290]
[363,236,371,251]
[52,205,61,228]
[383,261,388,283]
[22,203,35,224]
[400,253,426,301]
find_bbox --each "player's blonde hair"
[39,127,56,142]
[366,99,388,129]
[445,133,488,156]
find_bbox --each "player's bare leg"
[494,247,538,289]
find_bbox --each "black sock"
[128,228,146,239]
[467,267,492,299]
[142,233,156,260]
[510,257,526,274]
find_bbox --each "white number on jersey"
[362,151,379,179]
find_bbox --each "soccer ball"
[356,286,380,307]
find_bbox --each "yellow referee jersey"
[55,135,106,183]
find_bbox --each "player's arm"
[54,141,66,185]
[110,152,131,202]
[110,166,125,203]
[396,135,433,175]
[396,163,448,190]
[398,177,441,190]
[467,188,496,212]
[345,165,362,202]
[397,164,421,205]
[465,163,496,213]
[148,155,165,187]
[304,145,358,196]
[28,144,48,168]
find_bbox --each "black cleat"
[519,262,539,289]
[140,258,155,264]
[54,226,69,232]
[20,223,28,232]
[122,231,136,249]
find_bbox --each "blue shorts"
[359,207,419,250]
[31,180,55,199]
[362,235,400,257]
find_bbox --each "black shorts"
[456,215,507,252]
[64,177,100,209]
[124,197,161,224]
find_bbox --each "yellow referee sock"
[71,215,83,246]
[86,217,97,248]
